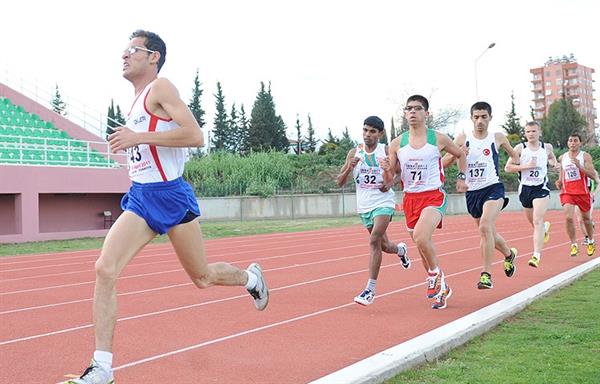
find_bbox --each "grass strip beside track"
[0,217,361,256]
[386,267,600,384]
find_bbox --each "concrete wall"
[0,164,129,243]
[197,191,599,221]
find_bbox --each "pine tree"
[115,105,126,125]
[379,126,389,144]
[188,69,206,128]
[238,104,250,155]
[211,82,228,151]
[249,82,287,152]
[51,84,67,115]
[106,100,116,126]
[501,92,523,143]
[273,115,290,152]
[541,98,587,148]
[294,115,302,154]
[227,103,240,153]
[305,114,317,152]
[339,127,356,152]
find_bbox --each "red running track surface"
[0,210,598,383]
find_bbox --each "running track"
[1,211,598,383]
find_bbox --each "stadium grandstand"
[0,77,130,244]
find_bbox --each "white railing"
[1,67,122,140]
[0,134,127,168]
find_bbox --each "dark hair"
[130,30,166,72]
[470,101,492,116]
[569,133,582,141]
[525,121,540,127]
[363,115,384,131]
[406,95,429,111]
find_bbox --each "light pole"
[474,42,496,100]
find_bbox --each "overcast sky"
[2,0,598,143]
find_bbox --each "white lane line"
[0,233,541,345]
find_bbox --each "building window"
[545,89,552,96]
[556,78,563,85]
[545,81,551,87]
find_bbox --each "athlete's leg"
[524,207,534,227]
[94,211,157,352]
[580,208,595,241]
[168,219,248,288]
[532,196,550,254]
[563,204,577,243]
[363,214,393,280]
[412,207,442,270]
[478,199,507,273]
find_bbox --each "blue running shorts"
[465,182,509,219]
[121,177,201,234]
[518,184,550,209]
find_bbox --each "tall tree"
[305,114,317,152]
[106,100,116,127]
[273,115,290,152]
[114,105,125,125]
[227,103,240,153]
[426,108,463,133]
[238,104,250,155]
[188,69,206,128]
[379,125,389,144]
[249,82,287,152]
[339,127,356,152]
[294,115,302,154]
[390,117,397,141]
[541,99,587,148]
[51,84,67,115]
[211,82,229,151]
[501,91,523,143]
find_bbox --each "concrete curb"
[310,257,600,384]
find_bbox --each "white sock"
[428,267,440,275]
[245,270,258,290]
[93,350,113,371]
[366,279,377,293]
[532,252,541,259]
[397,243,406,256]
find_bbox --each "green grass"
[386,268,600,384]
[0,216,360,256]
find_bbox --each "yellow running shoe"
[528,255,540,268]
[587,241,595,257]
[570,244,579,257]
[543,221,551,243]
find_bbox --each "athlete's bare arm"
[437,132,467,192]
[108,78,203,152]
[504,143,528,173]
[496,132,519,163]
[383,137,400,185]
[336,148,359,187]
[546,143,560,171]
[555,153,564,189]
[440,133,466,168]
[580,152,598,179]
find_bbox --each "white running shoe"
[247,263,269,311]
[63,360,114,384]
[397,242,411,269]
[354,289,375,306]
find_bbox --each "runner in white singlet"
[505,121,559,267]
[443,101,519,290]
[337,116,410,306]
[64,30,269,384]
[383,95,467,310]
